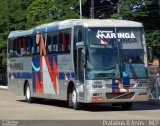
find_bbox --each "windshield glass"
[86,47,120,79]
[86,27,148,79]
[86,28,120,79]
[117,28,147,78]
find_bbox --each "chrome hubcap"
[26,86,30,100]
[72,90,76,104]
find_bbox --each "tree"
[26,0,55,28]
[146,31,160,47]
[26,0,88,29]
[111,0,160,48]
[112,0,148,20]
[53,0,83,20]
[0,0,32,82]
[0,0,159,75]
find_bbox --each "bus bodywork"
[7,19,149,109]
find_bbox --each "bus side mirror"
[81,49,86,67]
[148,47,153,63]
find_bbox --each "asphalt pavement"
[0,88,160,126]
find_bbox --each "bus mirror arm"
[148,47,153,63]
[81,49,86,68]
[83,59,86,68]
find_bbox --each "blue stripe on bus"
[33,26,59,34]
[59,72,76,80]
[9,72,77,80]
[9,72,32,79]
[47,26,59,32]
[34,28,46,33]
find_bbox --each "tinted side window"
[8,35,38,57]
[47,31,58,54]
[74,27,84,43]
[17,37,27,56]
[9,38,18,57]
[73,26,84,75]
[26,36,33,56]
[59,29,71,53]
[47,29,71,54]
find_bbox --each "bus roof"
[8,29,34,39]
[8,19,143,39]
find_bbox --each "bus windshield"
[86,27,148,79]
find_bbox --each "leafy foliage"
[0,0,160,80]
[53,0,81,20]
[0,0,32,77]
[26,0,87,28]
[26,0,55,28]
[112,0,148,20]
[146,31,160,47]
[111,0,160,47]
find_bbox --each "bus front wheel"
[25,83,33,103]
[69,86,81,110]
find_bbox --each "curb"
[0,86,8,90]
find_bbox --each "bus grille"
[123,84,135,88]
[106,92,135,99]
[105,84,135,88]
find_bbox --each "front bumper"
[84,88,149,103]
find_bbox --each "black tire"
[25,83,33,103]
[68,92,73,108]
[121,102,132,110]
[68,86,81,110]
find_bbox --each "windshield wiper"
[129,63,137,79]
[121,58,137,79]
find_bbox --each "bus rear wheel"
[68,86,81,110]
[25,83,33,103]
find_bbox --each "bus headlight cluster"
[137,84,143,87]
[86,84,92,90]
[105,84,112,88]
[137,83,148,88]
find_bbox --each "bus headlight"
[137,84,143,87]
[137,84,147,87]
[86,84,92,90]
[138,92,147,95]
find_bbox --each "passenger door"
[77,47,85,83]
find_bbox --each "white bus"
[7,19,149,110]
